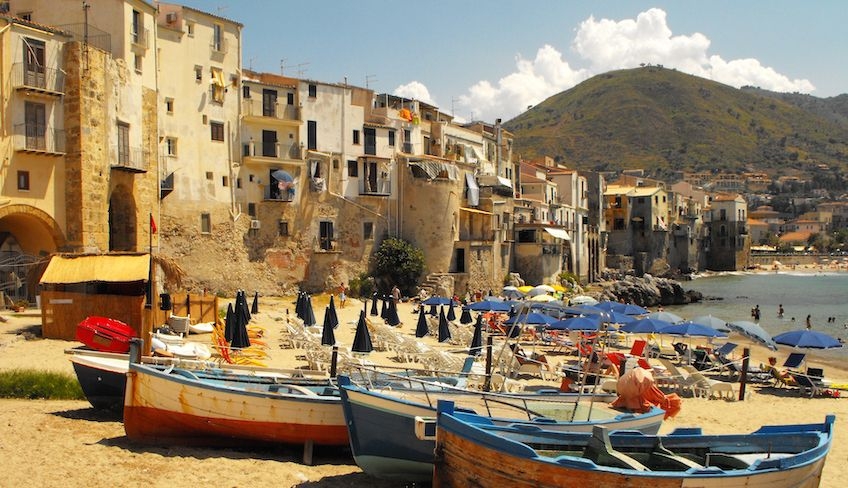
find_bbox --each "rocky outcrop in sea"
[596,274,702,307]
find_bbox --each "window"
[363,222,373,240]
[205,171,213,180]
[222,176,229,187]
[201,213,211,233]
[186,22,194,37]
[133,53,142,73]
[131,10,141,43]
[19,12,32,21]
[278,221,289,236]
[364,128,376,155]
[352,129,360,145]
[165,98,174,113]
[287,92,294,105]
[307,120,317,150]
[210,121,224,141]
[165,137,177,156]
[194,65,202,82]
[247,203,256,217]
[347,160,358,177]
[212,24,223,52]
[388,130,395,147]
[262,89,277,117]
[236,178,242,189]
[17,171,29,191]
[24,101,45,150]
[117,122,130,164]
[243,85,250,99]
[22,37,45,87]
[319,221,334,250]
[308,84,317,98]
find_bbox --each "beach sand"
[0,295,846,487]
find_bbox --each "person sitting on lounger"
[765,357,796,386]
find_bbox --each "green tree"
[370,237,425,296]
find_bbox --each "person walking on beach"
[753,305,760,321]
[338,282,347,308]
[778,304,784,318]
[391,285,400,304]
[806,314,812,329]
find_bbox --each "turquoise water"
[664,272,848,359]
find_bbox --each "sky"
[178,1,847,123]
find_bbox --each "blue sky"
[179,1,847,123]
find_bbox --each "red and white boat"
[75,316,135,353]
[123,340,347,450]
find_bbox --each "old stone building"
[704,193,750,271]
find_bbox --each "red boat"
[75,316,136,353]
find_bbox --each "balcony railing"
[243,141,302,161]
[14,124,65,154]
[112,145,149,172]
[12,63,64,94]
[242,99,300,121]
[210,37,228,54]
[264,184,294,202]
[360,177,391,196]
[131,27,149,49]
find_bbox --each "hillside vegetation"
[504,67,848,179]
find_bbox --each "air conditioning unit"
[166,12,177,23]
[250,219,261,229]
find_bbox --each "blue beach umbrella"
[662,322,728,338]
[773,330,843,349]
[423,296,455,306]
[466,300,514,312]
[619,317,674,334]
[548,315,602,331]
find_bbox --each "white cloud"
[392,81,438,107]
[445,8,815,122]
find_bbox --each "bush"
[348,273,375,298]
[0,369,85,400]
[370,237,425,296]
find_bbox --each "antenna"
[247,57,256,71]
[451,97,459,117]
[365,74,378,89]
[295,62,310,78]
[216,5,228,16]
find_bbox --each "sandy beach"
[0,294,846,488]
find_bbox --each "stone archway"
[0,204,66,302]
[109,184,138,251]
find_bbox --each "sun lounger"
[788,371,829,398]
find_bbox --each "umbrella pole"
[329,345,338,378]
[739,347,750,401]
[484,335,493,392]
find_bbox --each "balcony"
[112,145,149,172]
[131,27,149,50]
[263,184,295,202]
[160,171,175,199]
[210,37,228,54]
[242,99,301,123]
[12,63,64,95]
[360,177,391,196]
[13,124,65,155]
[242,141,302,163]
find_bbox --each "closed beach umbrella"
[415,307,429,338]
[321,306,335,346]
[438,306,451,343]
[370,293,379,316]
[381,297,389,319]
[447,302,457,322]
[295,292,304,319]
[351,310,373,353]
[386,299,401,326]
[773,330,843,349]
[239,290,251,323]
[469,314,484,355]
[459,307,473,324]
[251,291,259,314]
[231,295,251,350]
[303,295,317,327]
[327,295,339,329]
[224,302,235,343]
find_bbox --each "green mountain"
[504,67,848,180]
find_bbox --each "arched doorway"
[109,185,138,251]
[0,205,65,303]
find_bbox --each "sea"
[664,271,848,360]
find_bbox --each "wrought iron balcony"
[210,37,228,54]
[112,145,149,172]
[242,99,301,121]
[243,141,302,161]
[12,63,64,95]
[131,27,149,49]
[13,124,65,154]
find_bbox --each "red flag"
[150,214,157,234]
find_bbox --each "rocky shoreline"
[592,274,703,307]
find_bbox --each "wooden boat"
[338,373,663,482]
[123,340,347,453]
[69,348,329,411]
[425,400,835,488]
